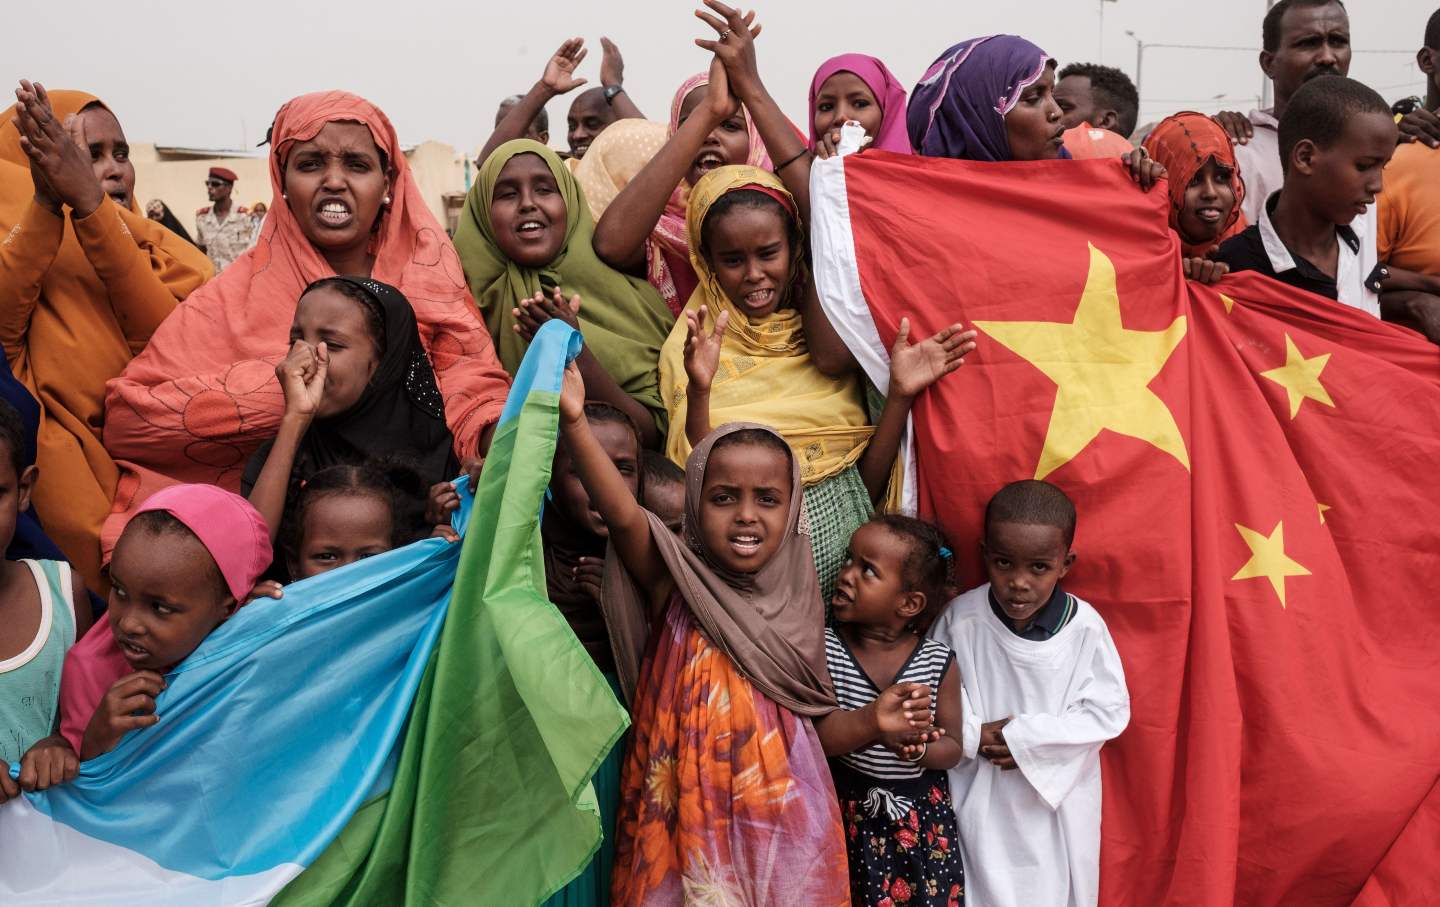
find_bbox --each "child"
[640,449,685,533]
[0,400,91,802]
[58,484,276,760]
[539,401,642,906]
[244,275,457,533]
[559,365,934,905]
[669,165,974,599]
[822,515,965,907]
[453,140,672,445]
[1142,112,1248,284]
[281,463,431,581]
[1215,76,1395,316]
[929,480,1130,907]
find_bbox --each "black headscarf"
[242,276,458,494]
[144,199,199,247]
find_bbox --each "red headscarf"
[1142,111,1248,257]
[102,91,510,554]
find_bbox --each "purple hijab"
[907,35,1069,162]
[808,54,913,154]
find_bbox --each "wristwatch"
[603,84,625,105]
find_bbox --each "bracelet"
[903,741,927,763]
[774,148,811,173]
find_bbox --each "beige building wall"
[130,140,470,233]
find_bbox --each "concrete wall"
[129,140,470,232]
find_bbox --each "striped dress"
[826,629,965,907]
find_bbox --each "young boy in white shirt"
[929,480,1130,907]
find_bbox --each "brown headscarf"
[1142,111,1249,257]
[602,422,836,717]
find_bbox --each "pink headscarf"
[647,73,774,314]
[58,484,272,753]
[807,54,913,154]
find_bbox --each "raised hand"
[1212,110,1252,146]
[559,360,587,425]
[13,80,104,217]
[694,1,765,102]
[683,304,729,393]
[599,37,625,88]
[1121,146,1166,192]
[275,340,328,419]
[889,318,976,399]
[1182,257,1229,285]
[513,287,582,342]
[81,671,166,760]
[542,38,589,95]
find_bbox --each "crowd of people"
[0,0,1437,904]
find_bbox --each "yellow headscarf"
[658,166,872,487]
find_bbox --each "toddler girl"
[822,515,966,906]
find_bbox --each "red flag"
[812,151,1440,905]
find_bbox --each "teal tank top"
[0,559,76,764]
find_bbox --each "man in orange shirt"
[1377,8,1440,343]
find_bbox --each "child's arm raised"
[682,304,727,448]
[592,56,735,274]
[558,362,671,605]
[859,319,976,503]
[815,681,935,756]
[695,2,814,219]
[514,287,662,449]
[476,38,588,168]
[249,341,326,542]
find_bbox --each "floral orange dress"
[611,598,850,905]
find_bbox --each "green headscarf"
[455,139,672,432]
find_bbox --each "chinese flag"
[812,153,1440,905]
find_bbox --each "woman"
[0,83,213,590]
[1142,111,1248,257]
[144,199,199,246]
[591,67,771,314]
[454,140,671,443]
[808,53,912,156]
[102,91,510,554]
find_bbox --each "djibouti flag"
[0,321,628,905]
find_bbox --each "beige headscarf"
[602,422,836,717]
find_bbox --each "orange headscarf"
[1142,111,1248,257]
[0,91,212,590]
[101,91,510,555]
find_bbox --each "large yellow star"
[1261,335,1334,419]
[1231,521,1311,608]
[976,244,1189,480]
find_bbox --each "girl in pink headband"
[58,484,278,760]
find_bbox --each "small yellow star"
[1317,503,1331,524]
[1232,521,1312,608]
[1219,294,1235,314]
[976,244,1189,480]
[1261,335,1334,419]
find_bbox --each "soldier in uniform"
[194,166,254,272]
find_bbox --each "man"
[194,166,253,273]
[1377,8,1440,343]
[494,95,549,145]
[1055,63,1139,138]
[1214,0,1352,224]
[564,38,644,159]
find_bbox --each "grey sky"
[7,0,1433,153]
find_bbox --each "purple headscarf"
[907,35,1068,162]
[808,54,913,154]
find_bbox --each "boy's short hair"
[0,399,26,477]
[984,480,1077,547]
[496,94,548,134]
[1427,7,1440,49]
[1056,63,1140,137]
[1277,75,1391,174]
[641,448,684,490]
[1263,0,1347,53]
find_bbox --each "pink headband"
[130,484,271,601]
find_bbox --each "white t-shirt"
[929,584,1130,907]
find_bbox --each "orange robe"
[0,157,211,590]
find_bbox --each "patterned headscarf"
[908,35,1067,162]
[1142,112,1249,257]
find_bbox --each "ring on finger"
[719,29,731,41]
